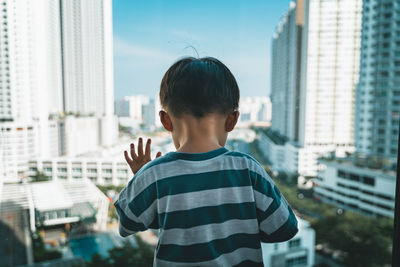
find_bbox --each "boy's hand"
[124,138,162,175]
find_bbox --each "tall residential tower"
[355,0,400,160]
[266,0,362,176]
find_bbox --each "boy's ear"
[159,110,173,131]
[225,111,239,132]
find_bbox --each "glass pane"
[0,0,396,266]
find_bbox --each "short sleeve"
[114,174,158,237]
[251,166,298,243]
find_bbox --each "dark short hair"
[159,57,240,118]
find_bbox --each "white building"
[27,135,175,186]
[0,122,57,181]
[270,1,303,141]
[0,0,118,181]
[266,0,362,176]
[315,0,399,219]
[239,97,271,125]
[60,0,114,118]
[142,100,156,126]
[28,157,131,186]
[261,218,315,267]
[315,158,395,218]
[0,179,109,233]
[258,129,341,176]
[355,0,399,160]
[116,95,160,128]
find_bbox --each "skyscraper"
[0,0,63,180]
[60,0,114,117]
[267,0,362,176]
[0,0,117,180]
[270,0,303,142]
[298,0,362,147]
[355,0,400,160]
[0,0,63,122]
[314,0,399,218]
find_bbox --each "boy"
[114,57,298,266]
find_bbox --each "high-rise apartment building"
[315,0,399,218]
[299,0,362,147]
[0,0,117,180]
[60,0,114,117]
[0,0,63,122]
[271,1,303,141]
[355,0,400,160]
[267,0,362,176]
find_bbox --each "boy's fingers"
[156,152,162,158]
[124,150,133,164]
[130,143,137,160]
[137,138,144,157]
[145,139,151,158]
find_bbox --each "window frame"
[392,121,400,266]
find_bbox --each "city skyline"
[112,0,291,99]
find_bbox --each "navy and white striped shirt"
[114,147,298,266]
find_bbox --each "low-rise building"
[315,158,395,218]
[261,218,315,267]
[28,157,131,186]
[258,129,354,177]
[0,179,109,265]
[27,135,175,186]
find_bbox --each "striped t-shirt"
[114,147,298,266]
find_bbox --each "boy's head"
[159,57,240,118]
[158,57,240,150]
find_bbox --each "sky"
[112,0,291,99]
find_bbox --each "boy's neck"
[173,114,227,153]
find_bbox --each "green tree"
[31,171,51,183]
[312,212,392,267]
[32,232,62,262]
[85,236,154,267]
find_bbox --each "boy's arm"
[114,138,161,237]
[252,168,298,243]
[114,180,157,237]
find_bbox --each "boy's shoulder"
[129,149,267,186]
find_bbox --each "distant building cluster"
[0,0,118,183]
[115,95,161,130]
[238,97,271,126]
[0,1,115,265]
[267,0,398,218]
[115,95,271,129]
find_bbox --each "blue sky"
[112,0,291,99]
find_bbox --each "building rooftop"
[0,180,107,225]
[259,128,288,145]
[319,155,396,177]
[30,182,73,212]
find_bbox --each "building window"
[72,168,82,173]
[363,176,375,186]
[117,169,128,174]
[349,173,360,182]
[286,255,307,267]
[102,168,112,174]
[337,170,346,178]
[377,193,392,201]
[88,168,97,173]
[288,239,301,249]
[57,167,67,173]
